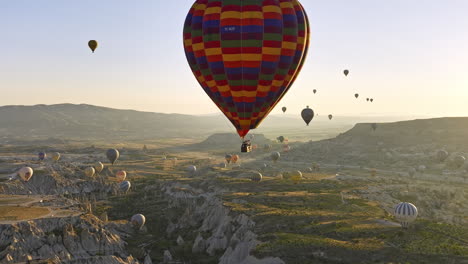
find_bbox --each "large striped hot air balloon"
[394,202,418,228]
[184,0,310,139]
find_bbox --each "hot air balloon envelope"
[183,0,310,138]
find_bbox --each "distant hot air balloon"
[106,149,119,165]
[370,98,374,102]
[366,98,369,102]
[52,152,61,162]
[225,154,232,164]
[131,214,146,229]
[116,170,127,182]
[344,69,349,76]
[282,107,287,113]
[394,202,418,228]
[277,136,285,143]
[251,172,262,183]
[313,89,317,94]
[94,162,104,173]
[454,155,466,168]
[328,114,333,120]
[88,40,98,53]
[301,106,314,126]
[38,152,46,161]
[271,152,280,163]
[18,167,33,182]
[231,155,240,164]
[371,123,377,131]
[84,167,95,177]
[354,93,359,99]
[183,0,310,140]
[120,181,131,193]
[436,150,449,162]
[187,165,197,174]
[290,170,303,184]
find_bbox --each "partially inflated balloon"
[282,107,287,113]
[95,162,104,173]
[106,149,119,165]
[344,69,349,76]
[328,114,333,120]
[116,170,127,182]
[84,167,95,177]
[301,106,314,126]
[88,40,98,53]
[18,167,33,182]
[183,0,310,138]
[52,152,61,162]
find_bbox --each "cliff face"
[0,215,138,263]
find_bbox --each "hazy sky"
[1,0,467,117]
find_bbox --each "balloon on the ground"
[106,149,119,165]
[18,167,33,182]
[131,214,146,229]
[283,145,291,152]
[183,0,310,138]
[394,202,418,228]
[88,40,98,53]
[301,106,314,126]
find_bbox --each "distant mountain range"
[0,104,434,143]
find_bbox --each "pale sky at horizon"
[1,0,467,117]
